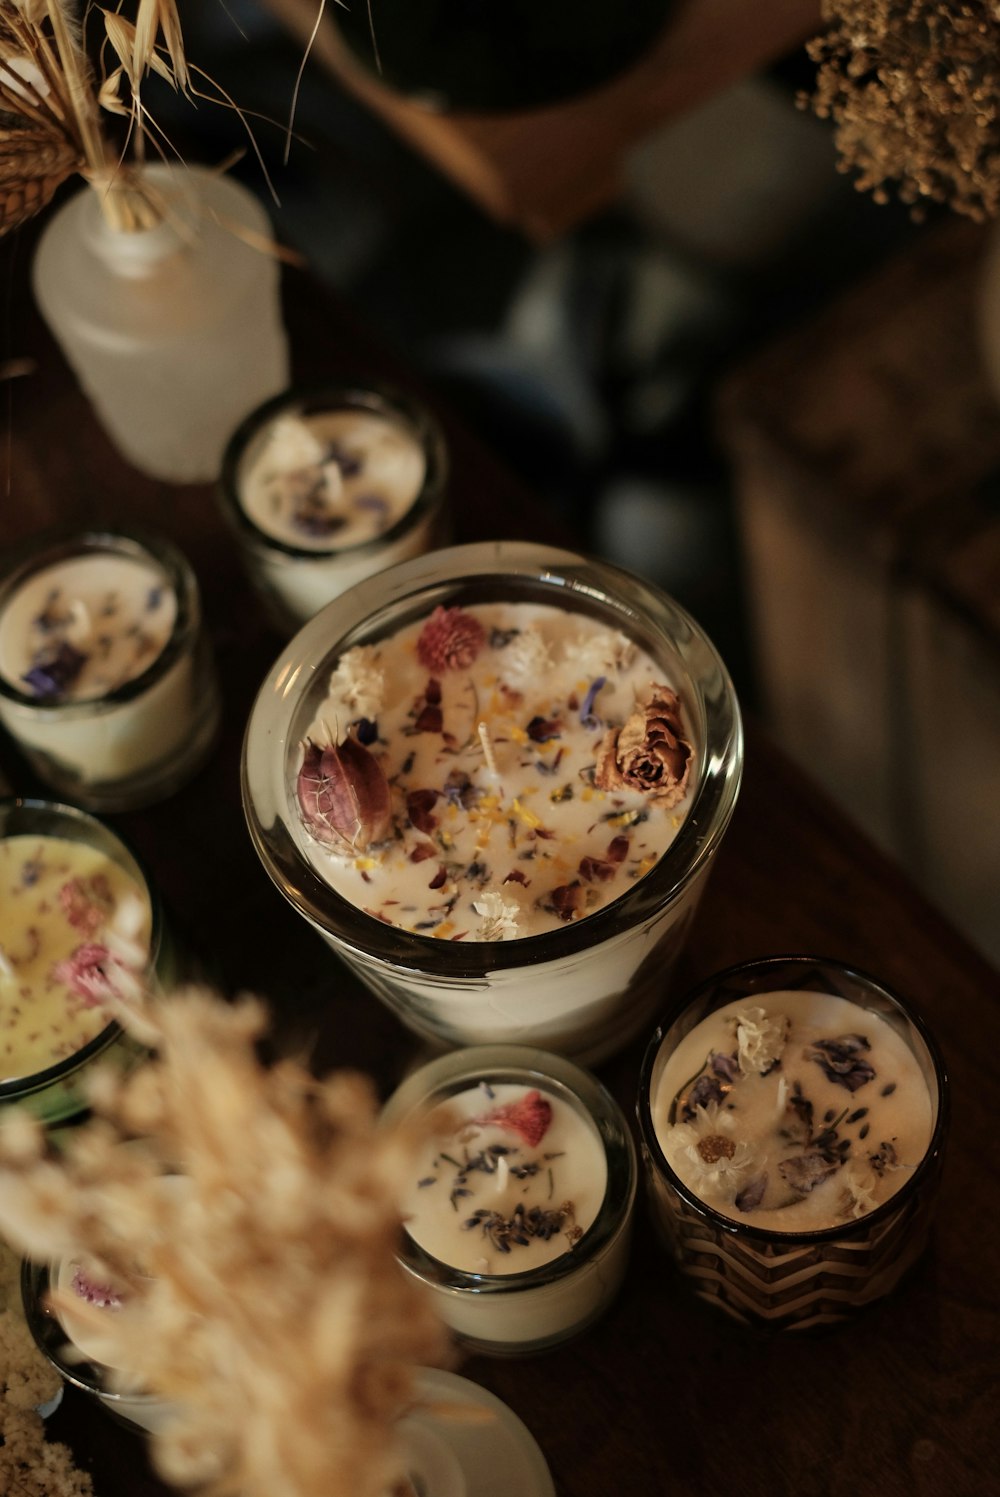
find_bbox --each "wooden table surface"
[2,238,999,1497]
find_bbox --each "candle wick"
[477,720,501,784]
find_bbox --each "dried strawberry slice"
[477,1088,553,1147]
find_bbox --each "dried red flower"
[297,736,392,851]
[416,606,485,672]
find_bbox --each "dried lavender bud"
[297,736,392,851]
[22,640,87,699]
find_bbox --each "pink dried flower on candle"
[297,735,392,851]
[593,685,692,808]
[474,1089,553,1148]
[416,607,485,672]
[52,943,125,1006]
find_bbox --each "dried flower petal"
[296,736,392,851]
[475,1089,552,1147]
[593,685,692,807]
[416,606,485,672]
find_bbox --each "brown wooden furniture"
[262,0,822,238]
[1,238,998,1497]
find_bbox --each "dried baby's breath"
[805,0,1000,220]
[0,987,451,1497]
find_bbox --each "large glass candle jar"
[381,1045,636,1355]
[219,383,449,634]
[0,530,219,811]
[242,541,742,1064]
[0,797,174,1124]
[637,956,949,1330]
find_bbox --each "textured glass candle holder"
[0,530,219,811]
[218,382,449,634]
[0,797,174,1124]
[381,1044,637,1356]
[636,956,949,1331]
[242,541,742,1065]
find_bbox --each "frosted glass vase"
[32,165,290,484]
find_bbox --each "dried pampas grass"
[0,987,452,1497]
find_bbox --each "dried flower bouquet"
[0,987,451,1497]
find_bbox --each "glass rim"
[636,953,950,1247]
[0,795,161,1100]
[0,527,200,714]
[241,540,744,975]
[381,1043,637,1293]
[217,380,449,562]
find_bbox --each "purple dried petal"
[296,736,392,850]
[807,1034,876,1092]
[711,1050,740,1083]
[579,676,607,731]
[355,493,389,514]
[682,1072,727,1121]
[22,641,87,699]
[326,442,362,478]
[355,718,378,745]
[778,1152,841,1195]
[735,1172,768,1213]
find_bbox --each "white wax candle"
[401,1080,607,1274]
[0,833,150,1085]
[0,542,210,800]
[229,403,442,628]
[295,601,695,941]
[0,552,175,702]
[652,989,934,1233]
[385,1049,635,1352]
[239,409,427,551]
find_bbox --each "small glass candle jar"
[0,796,175,1124]
[380,1044,636,1356]
[0,530,219,811]
[636,956,949,1331]
[21,1255,173,1435]
[242,541,742,1064]
[218,383,449,633]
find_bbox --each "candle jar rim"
[241,540,743,974]
[636,953,950,1247]
[218,380,449,562]
[381,1043,637,1292]
[0,795,162,1104]
[0,527,201,714]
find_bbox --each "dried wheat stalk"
[0,987,452,1497]
[0,0,193,234]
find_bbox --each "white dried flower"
[263,415,327,474]
[500,630,553,683]
[472,891,521,941]
[562,628,635,679]
[837,1165,879,1220]
[324,645,385,727]
[663,1103,756,1198]
[735,1006,789,1074]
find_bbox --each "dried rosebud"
[297,735,392,851]
[593,685,692,807]
[416,606,486,672]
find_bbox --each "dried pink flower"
[415,606,485,672]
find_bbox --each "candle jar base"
[637,957,949,1332]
